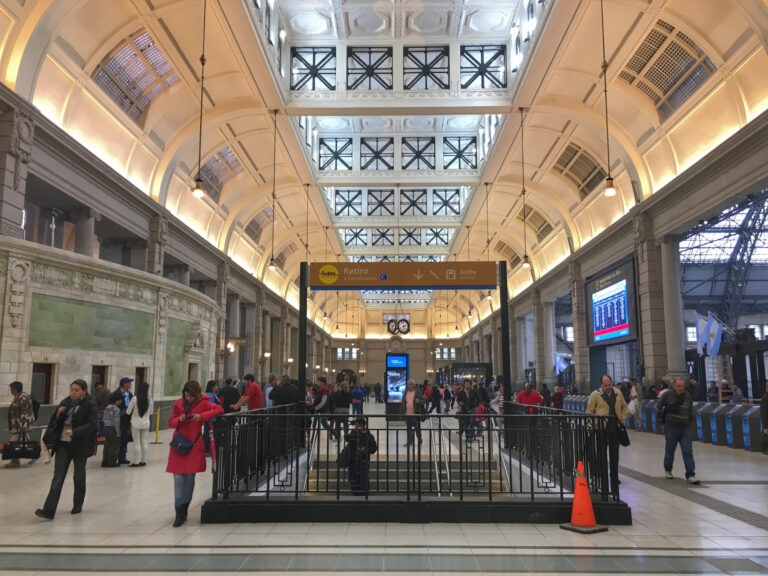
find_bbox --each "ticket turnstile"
[690,401,705,434]
[642,399,660,433]
[742,406,764,452]
[710,404,731,445]
[725,405,753,448]
[696,403,720,442]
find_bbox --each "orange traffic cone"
[560,461,608,533]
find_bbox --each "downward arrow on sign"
[414,271,423,280]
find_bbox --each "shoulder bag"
[169,404,202,455]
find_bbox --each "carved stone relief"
[7,257,29,328]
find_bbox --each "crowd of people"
[5,368,767,527]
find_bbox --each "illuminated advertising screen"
[386,354,409,402]
[585,259,637,347]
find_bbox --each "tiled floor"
[1,403,767,574]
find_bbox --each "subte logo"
[318,265,339,285]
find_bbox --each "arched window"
[92,28,179,124]
[619,20,717,122]
[197,146,243,200]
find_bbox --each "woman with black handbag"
[166,380,223,527]
[35,379,97,520]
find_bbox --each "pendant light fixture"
[600,0,616,198]
[191,0,208,199]
[268,109,279,271]
[519,107,531,270]
[322,226,329,322]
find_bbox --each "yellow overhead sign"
[309,262,497,289]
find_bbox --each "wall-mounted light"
[315,364,321,370]
[287,357,294,364]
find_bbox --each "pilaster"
[0,110,33,239]
[146,214,167,275]
[633,213,667,382]
[570,261,589,388]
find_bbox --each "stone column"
[74,208,99,257]
[543,302,556,384]
[177,265,191,286]
[0,110,33,239]
[634,214,667,382]
[516,316,527,383]
[214,261,230,380]
[262,311,272,375]
[534,290,556,385]
[507,304,519,385]
[225,293,241,378]
[245,288,264,381]
[660,235,687,380]
[570,261,589,389]
[146,214,167,275]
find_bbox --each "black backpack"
[31,396,40,421]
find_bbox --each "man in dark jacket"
[457,380,479,438]
[218,379,241,413]
[345,417,377,495]
[658,378,700,484]
[691,377,706,402]
[269,376,297,407]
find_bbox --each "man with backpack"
[6,381,37,468]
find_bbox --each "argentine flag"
[707,312,723,357]
[695,313,709,356]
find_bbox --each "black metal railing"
[211,404,616,502]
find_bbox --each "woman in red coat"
[166,380,223,527]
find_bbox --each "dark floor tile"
[519,555,578,572]
[429,555,480,572]
[569,555,626,573]
[336,554,384,572]
[239,554,293,571]
[664,557,725,573]
[383,554,431,571]
[474,555,527,572]
[191,554,248,571]
[613,555,677,573]
[705,557,768,573]
[744,556,768,570]
[145,553,209,571]
[288,554,340,571]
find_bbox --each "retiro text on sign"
[309,261,497,290]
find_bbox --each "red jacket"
[166,397,223,474]
[516,389,543,414]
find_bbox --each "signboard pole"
[499,261,512,409]
[299,262,308,388]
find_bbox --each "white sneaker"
[687,476,700,485]
[664,470,674,479]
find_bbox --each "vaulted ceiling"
[2,0,767,339]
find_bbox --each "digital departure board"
[592,279,630,343]
[585,258,637,347]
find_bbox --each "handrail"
[211,409,614,502]
[426,414,442,496]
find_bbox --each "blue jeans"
[173,473,196,508]
[405,416,422,446]
[352,402,363,415]
[664,425,696,478]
